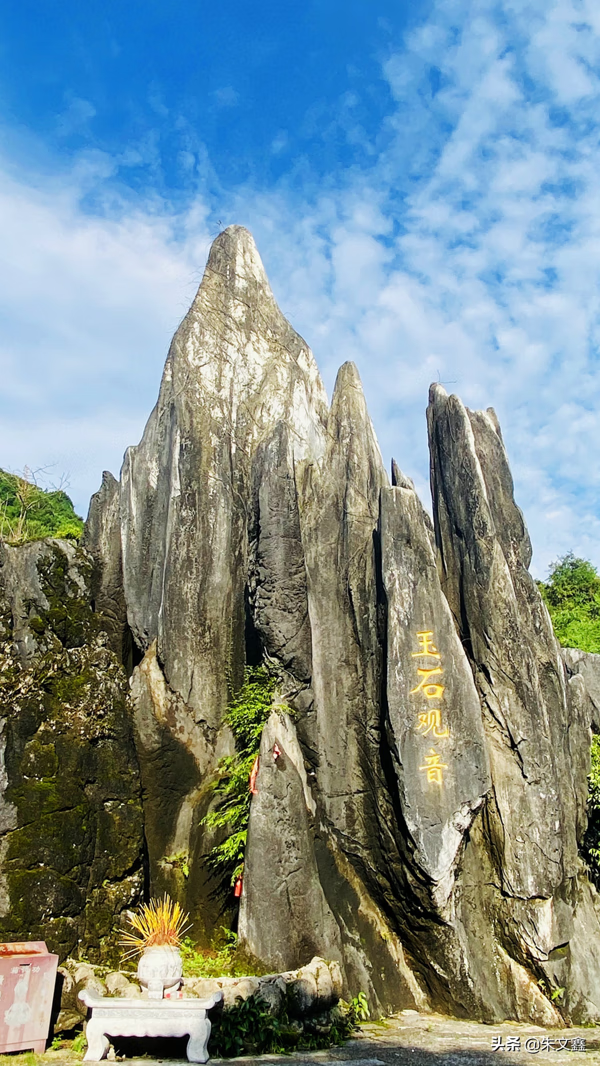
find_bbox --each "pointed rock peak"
[333,360,363,395]
[100,470,119,491]
[485,406,503,440]
[427,382,473,447]
[330,361,371,428]
[326,361,387,482]
[210,224,260,263]
[330,362,374,425]
[194,224,272,306]
[428,382,448,406]
[391,458,414,490]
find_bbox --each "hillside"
[0,468,84,544]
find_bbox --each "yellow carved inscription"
[419,748,448,786]
[412,631,440,659]
[412,628,450,785]
[410,667,445,700]
[416,708,449,738]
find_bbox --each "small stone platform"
[78,988,223,1063]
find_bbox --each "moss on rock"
[0,539,145,962]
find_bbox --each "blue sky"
[1,0,600,577]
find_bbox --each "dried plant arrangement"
[120,894,190,960]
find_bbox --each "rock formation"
[4,225,600,1024]
[0,538,144,961]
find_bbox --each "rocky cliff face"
[0,538,144,961]
[43,225,600,1021]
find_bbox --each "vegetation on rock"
[539,554,600,888]
[179,929,270,979]
[0,468,84,544]
[202,666,278,894]
[0,541,144,960]
[584,735,600,889]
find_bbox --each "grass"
[0,1038,86,1066]
[180,931,270,979]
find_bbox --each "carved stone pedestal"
[78,988,223,1063]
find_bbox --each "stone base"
[79,989,223,1063]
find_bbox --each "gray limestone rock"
[380,478,490,902]
[247,421,312,683]
[239,711,342,972]
[427,384,600,1022]
[109,226,329,940]
[0,538,92,662]
[428,386,576,900]
[121,226,327,732]
[297,360,388,844]
[129,641,233,943]
[0,539,144,961]
[83,471,128,661]
[562,647,600,732]
[181,958,340,1020]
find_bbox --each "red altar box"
[0,941,59,1054]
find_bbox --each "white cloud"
[0,159,213,516]
[56,96,97,138]
[212,87,239,108]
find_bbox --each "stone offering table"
[78,988,223,1063]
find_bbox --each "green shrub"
[0,468,84,545]
[71,1033,87,1054]
[202,666,278,893]
[180,930,258,978]
[584,735,600,889]
[208,992,363,1058]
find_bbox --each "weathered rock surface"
[0,539,144,961]
[184,956,342,1017]
[380,477,490,899]
[428,390,574,899]
[426,386,600,1023]
[35,225,600,1024]
[82,227,331,933]
[239,711,342,972]
[129,640,232,943]
[118,225,327,722]
[82,471,128,663]
[562,647,600,732]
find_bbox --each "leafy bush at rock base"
[208,992,364,1058]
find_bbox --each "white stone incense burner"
[136,944,183,999]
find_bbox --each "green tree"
[538,552,600,654]
[0,468,84,544]
[539,554,600,887]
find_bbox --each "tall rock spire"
[121,225,328,723]
[427,384,599,1023]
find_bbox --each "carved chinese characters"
[380,482,490,886]
[412,630,449,786]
